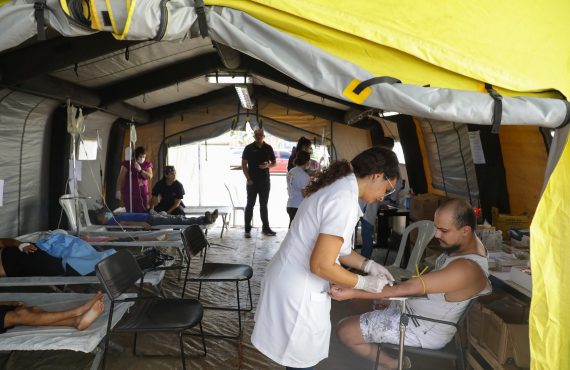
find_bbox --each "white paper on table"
[0,179,4,207]
[68,160,82,181]
[468,131,486,164]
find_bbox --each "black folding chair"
[181,225,253,339]
[96,249,206,370]
[375,299,478,370]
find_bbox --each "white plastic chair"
[387,220,436,280]
[59,194,105,232]
[224,183,246,227]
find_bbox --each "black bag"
[135,248,173,271]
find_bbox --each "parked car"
[270,150,291,174]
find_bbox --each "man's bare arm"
[332,259,487,301]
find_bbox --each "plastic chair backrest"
[59,194,92,231]
[95,250,142,300]
[391,220,436,273]
[224,184,237,208]
[224,183,245,208]
[181,225,209,258]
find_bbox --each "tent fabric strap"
[557,100,570,129]
[153,0,170,41]
[195,0,209,38]
[353,76,401,95]
[34,0,47,41]
[485,83,503,134]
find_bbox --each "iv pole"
[66,99,85,235]
[128,121,137,212]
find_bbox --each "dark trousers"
[148,214,205,226]
[286,207,298,228]
[245,180,270,232]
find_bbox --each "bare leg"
[336,315,399,370]
[4,293,104,329]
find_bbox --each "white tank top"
[406,244,492,349]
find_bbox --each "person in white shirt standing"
[252,147,400,370]
[286,151,312,227]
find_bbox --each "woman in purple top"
[116,146,153,212]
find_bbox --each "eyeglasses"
[384,176,397,197]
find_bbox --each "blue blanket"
[35,234,115,276]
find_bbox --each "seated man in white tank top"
[332,198,491,370]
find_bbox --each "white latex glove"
[115,190,121,200]
[159,211,168,216]
[134,162,142,172]
[354,274,389,293]
[363,259,395,284]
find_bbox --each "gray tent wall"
[0,90,59,236]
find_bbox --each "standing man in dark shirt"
[149,165,186,215]
[242,128,277,238]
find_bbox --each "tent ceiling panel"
[258,100,333,137]
[253,76,350,110]
[0,33,141,85]
[125,77,225,110]
[207,8,568,127]
[207,0,570,99]
[50,37,215,88]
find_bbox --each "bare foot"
[75,298,105,330]
[76,292,103,316]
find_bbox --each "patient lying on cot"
[0,292,104,334]
[94,208,219,229]
[0,234,115,277]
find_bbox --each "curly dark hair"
[304,146,399,197]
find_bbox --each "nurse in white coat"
[252,147,400,369]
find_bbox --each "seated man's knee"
[336,316,361,345]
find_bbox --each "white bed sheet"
[0,293,134,353]
[0,260,172,287]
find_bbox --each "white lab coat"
[252,174,362,367]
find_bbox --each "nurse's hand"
[363,260,395,284]
[330,285,355,301]
[354,274,389,293]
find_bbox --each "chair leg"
[181,262,191,298]
[178,331,186,370]
[133,332,138,356]
[236,281,242,337]
[455,335,465,370]
[247,279,253,311]
[200,322,207,356]
[101,333,111,370]
[374,344,381,370]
